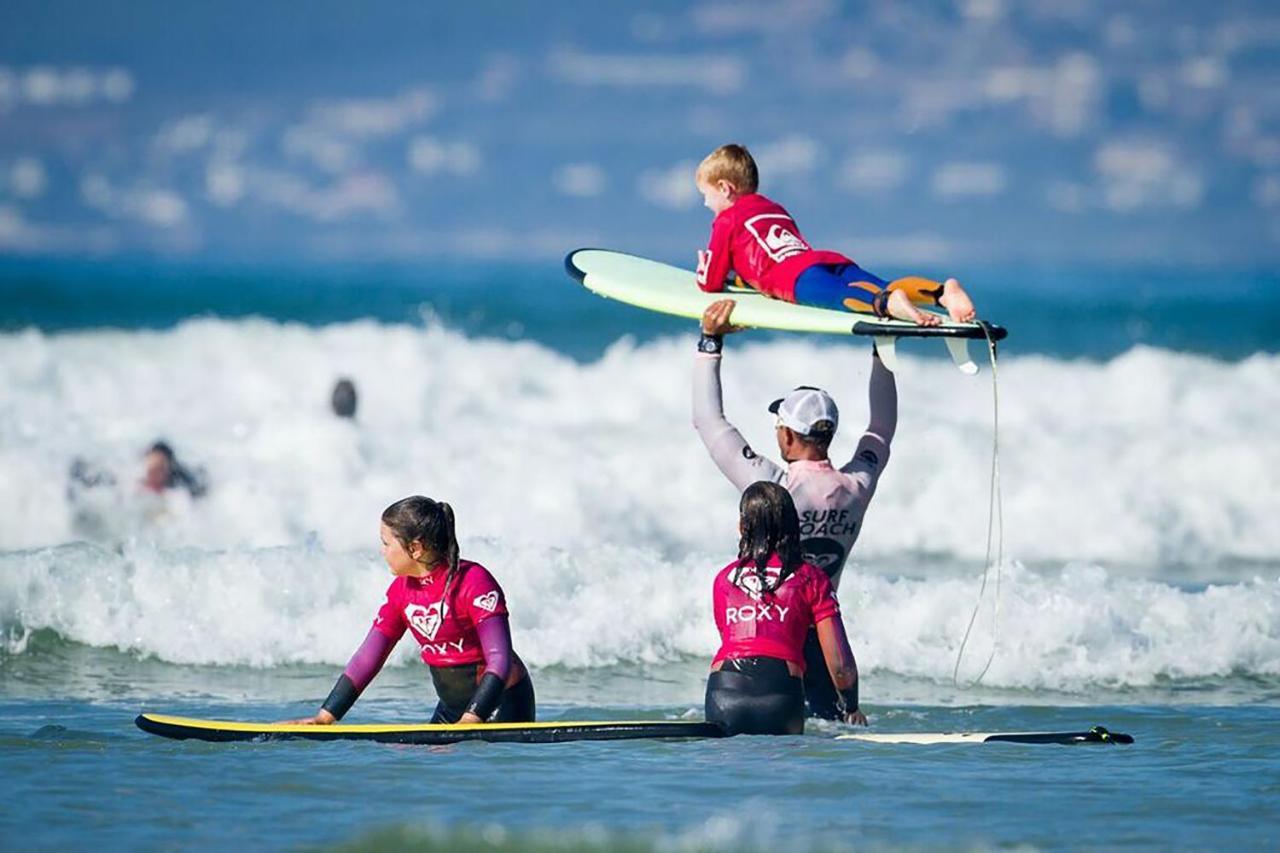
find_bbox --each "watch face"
[699,337,720,353]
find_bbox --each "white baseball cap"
[768,386,838,436]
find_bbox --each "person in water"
[694,298,892,719]
[694,143,977,326]
[290,496,534,725]
[69,439,207,500]
[139,440,208,498]
[706,481,866,736]
[330,378,358,420]
[65,440,207,540]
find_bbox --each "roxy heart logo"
[731,565,782,600]
[404,602,448,640]
[472,591,499,613]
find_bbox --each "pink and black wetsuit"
[320,560,535,724]
[692,344,895,717]
[705,554,851,735]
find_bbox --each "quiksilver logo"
[765,224,806,256]
[745,213,810,262]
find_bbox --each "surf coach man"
[692,298,895,720]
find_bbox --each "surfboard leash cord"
[953,322,1005,688]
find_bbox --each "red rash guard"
[696,193,852,301]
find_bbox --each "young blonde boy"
[694,143,975,326]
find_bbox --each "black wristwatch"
[697,333,723,354]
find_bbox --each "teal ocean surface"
[3,258,1278,359]
[2,261,1279,849]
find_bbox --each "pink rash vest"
[372,560,509,668]
[711,555,841,672]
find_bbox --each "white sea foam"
[1,319,1277,572]
[2,541,1278,692]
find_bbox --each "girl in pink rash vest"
[289,496,534,726]
[705,481,866,736]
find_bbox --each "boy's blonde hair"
[696,144,759,193]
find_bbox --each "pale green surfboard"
[565,248,1007,373]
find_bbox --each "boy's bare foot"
[885,289,941,326]
[938,277,976,323]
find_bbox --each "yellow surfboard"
[135,713,726,744]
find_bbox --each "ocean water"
[2,261,1280,850]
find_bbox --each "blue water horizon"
[4,256,1277,361]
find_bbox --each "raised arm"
[840,350,896,487]
[865,350,897,443]
[692,300,784,491]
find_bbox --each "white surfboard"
[565,248,1007,373]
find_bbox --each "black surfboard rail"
[839,725,1135,745]
[135,714,728,745]
[564,248,591,284]
[851,319,1008,341]
[983,726,1134,745]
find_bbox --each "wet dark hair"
[149,440,176,462]
[381,495,461,593]
[146,440,208,498]
[736,481,803,594]
[331,378,357,419]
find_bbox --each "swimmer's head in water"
[737,481,803,592]
[141,440,208,497]
[331,378,357,419]
[141,441,177,493]
[381,496,460,584]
